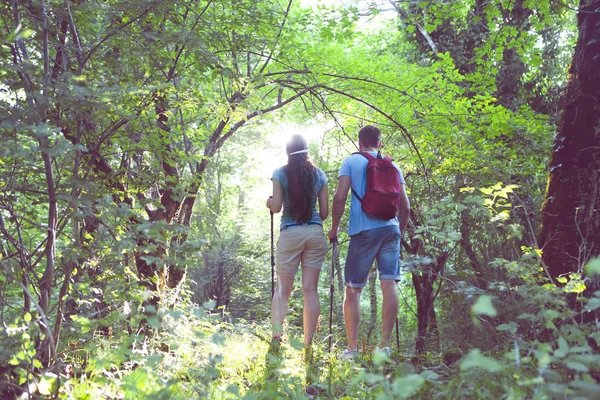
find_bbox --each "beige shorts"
[276,224,328,273]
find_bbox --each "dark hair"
[358,125,382,148]
[285,135,316,224]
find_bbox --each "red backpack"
[351,152,402,220]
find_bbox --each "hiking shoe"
[339,349,359,360]
[375,347,391,358]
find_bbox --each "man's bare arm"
[328,175,351,241]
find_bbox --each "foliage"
[1,0,598,398]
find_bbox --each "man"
[328,125,410,359]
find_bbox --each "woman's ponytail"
[285,135,316,224]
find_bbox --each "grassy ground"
[61,311,446,399]
[58,300,600,399]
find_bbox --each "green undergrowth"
[60,303,599,399]
[64,318,449,399]
[58,261,599,399]
[3,259,599,398]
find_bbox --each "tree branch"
[258,0,294,75]
[82,2,160,65]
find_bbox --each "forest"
[1,0,599,398]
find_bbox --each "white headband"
[289,149,308,155]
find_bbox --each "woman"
[266,134,329,349]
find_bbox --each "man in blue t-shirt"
[328,125,410,359]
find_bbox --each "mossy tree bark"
[539,0,600,281]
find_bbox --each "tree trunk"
[539,0,600,281]
[428,307,440,352]
[412,270,431,355]
[412,251,448,355]
[460,209,487,289]
[496,0,531,111]
[405,209,448,355]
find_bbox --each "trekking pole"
[396,248,403,350]
[395,318,400,349]
[270,208,274,300]
[328,237,337,353]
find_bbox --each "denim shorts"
[345,225,401,288]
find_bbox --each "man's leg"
[343,229,377,352]
[376,225,402,348]
[380,279,399,347]
[343,286,363,351]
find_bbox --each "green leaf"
[373,348,390,364]
[497,322,517,334]
[395,362,415,377]
[23,312,31,322]
[472,295,497,317]
[554,336,569,358]
[448,231,462,241]
[420,370,441,383]
[203,300,216,310]
[546,383,566,394]
[542,309,560,321]
[460,349,503,372]
[226,385,240,396]
[71,315,94,334]
[424,24,436,33]
[32,359,43,369]
[586,258,600,275]
[21,29,35,39]
[121,368,150,398]
[392,374,425,399]
[38,376,56,396]
[566,361,589,372]
[147,316,160,329]
[584,298,600,312]
[570,380,600,395]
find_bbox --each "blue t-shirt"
[339,152,405,236]
[272,166,328,228]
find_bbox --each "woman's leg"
[271,271,295,338]
[301,266,321,345]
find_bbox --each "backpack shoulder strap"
[351,186,362,202]
[352,151,375,161]
[349,152,372,202]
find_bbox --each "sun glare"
[247,120,334,211]
[265,121,331,149]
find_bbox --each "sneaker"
[375,346,391,358]
[339,348,359,360]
